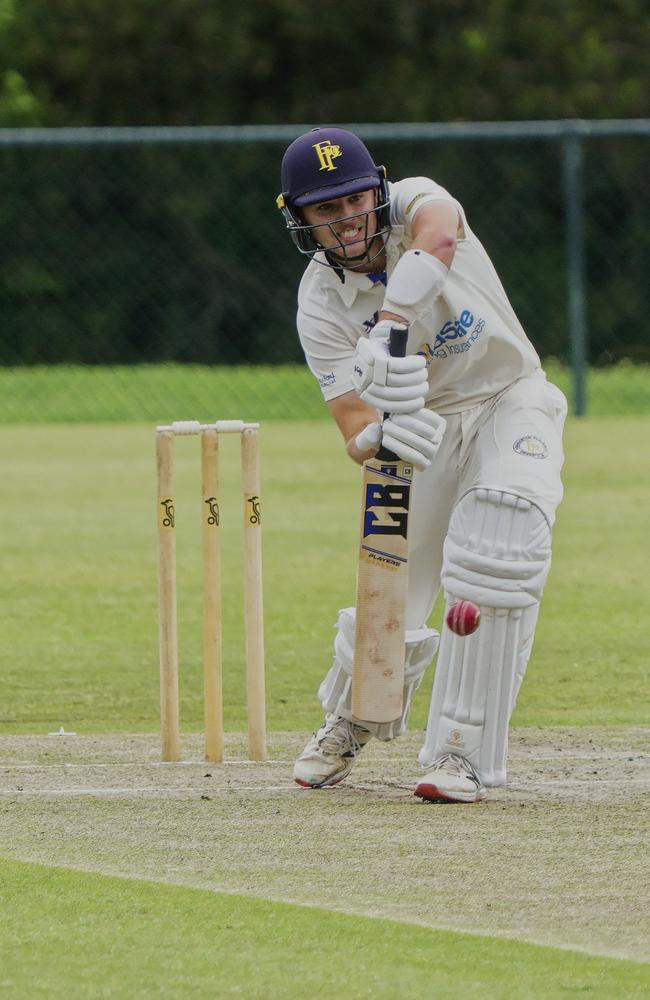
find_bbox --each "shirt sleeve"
[390,176,464,229]
[297,306,357,401]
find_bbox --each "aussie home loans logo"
[419,309,485,361]
[361,308,485,360]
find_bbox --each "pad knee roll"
[319,607,439,741]
[442,488,551,608]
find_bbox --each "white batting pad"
[442,488,551,608]
[319,607,439,741]
[419,488,551,785]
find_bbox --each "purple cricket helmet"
[281,127,382,206]
[276,126,391,272]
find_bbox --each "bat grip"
[375,325,409,462]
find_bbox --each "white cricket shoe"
[293,715,372,788]
[415,753,486,803]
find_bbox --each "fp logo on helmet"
[313,141,342,171]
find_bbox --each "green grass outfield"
[1,857,647,1000]
[1,416,648,734]
[0,372,648,998]
[0,360,648,422]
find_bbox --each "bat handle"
[375,325,409,462]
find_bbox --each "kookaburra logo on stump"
[247,496,261,524]
[160,499,175,528]
[204,497,219,525]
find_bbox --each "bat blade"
[351,456,413,723]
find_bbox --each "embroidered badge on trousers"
[513,435,549,459]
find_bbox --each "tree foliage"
[0,2,647,368]
[0,0,647,127]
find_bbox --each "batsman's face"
[302,189,379,264]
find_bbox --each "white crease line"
[2,777,649,798]
[1,753,646,772]
[1,760,286,770]
[518,754,647,761]
[0,786,298,796]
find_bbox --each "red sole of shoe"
[294,776,347,789]
[414,782,479,804]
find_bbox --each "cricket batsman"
[277,127,567,802]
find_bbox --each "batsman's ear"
[276,193,285,209]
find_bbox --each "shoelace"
[434,752,480,780]
[317,719,366,759]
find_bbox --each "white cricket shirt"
[296,176,542,413]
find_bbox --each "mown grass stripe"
[0,857,647,999]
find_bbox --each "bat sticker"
[362,481,411,539]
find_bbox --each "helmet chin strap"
[324,234,386,273]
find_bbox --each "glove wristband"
[382,249,448,323]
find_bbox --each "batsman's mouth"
[332,229,379,261]
[336,225,365,245]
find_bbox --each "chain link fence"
[0,122,648,421]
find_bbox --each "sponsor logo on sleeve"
[318,372,336,388]
[513,435,549,459]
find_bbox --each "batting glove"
[355,409,446,471]
[382,408,447,470]
[354,421,383,454]
[350,323,428,414]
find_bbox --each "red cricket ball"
[446,601,481,636]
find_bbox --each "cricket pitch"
[0,726,647,963]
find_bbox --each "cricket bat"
[351,326,414,723]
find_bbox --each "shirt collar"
[315,227,404,307]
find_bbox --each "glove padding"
[382,409,446,470]
[355,409,446,471]
[350,322,427,414]
[354,421,383,453]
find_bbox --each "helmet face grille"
[281,177,391,272]
[278,127,391,272]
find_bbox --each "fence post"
[562,132,587,416]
